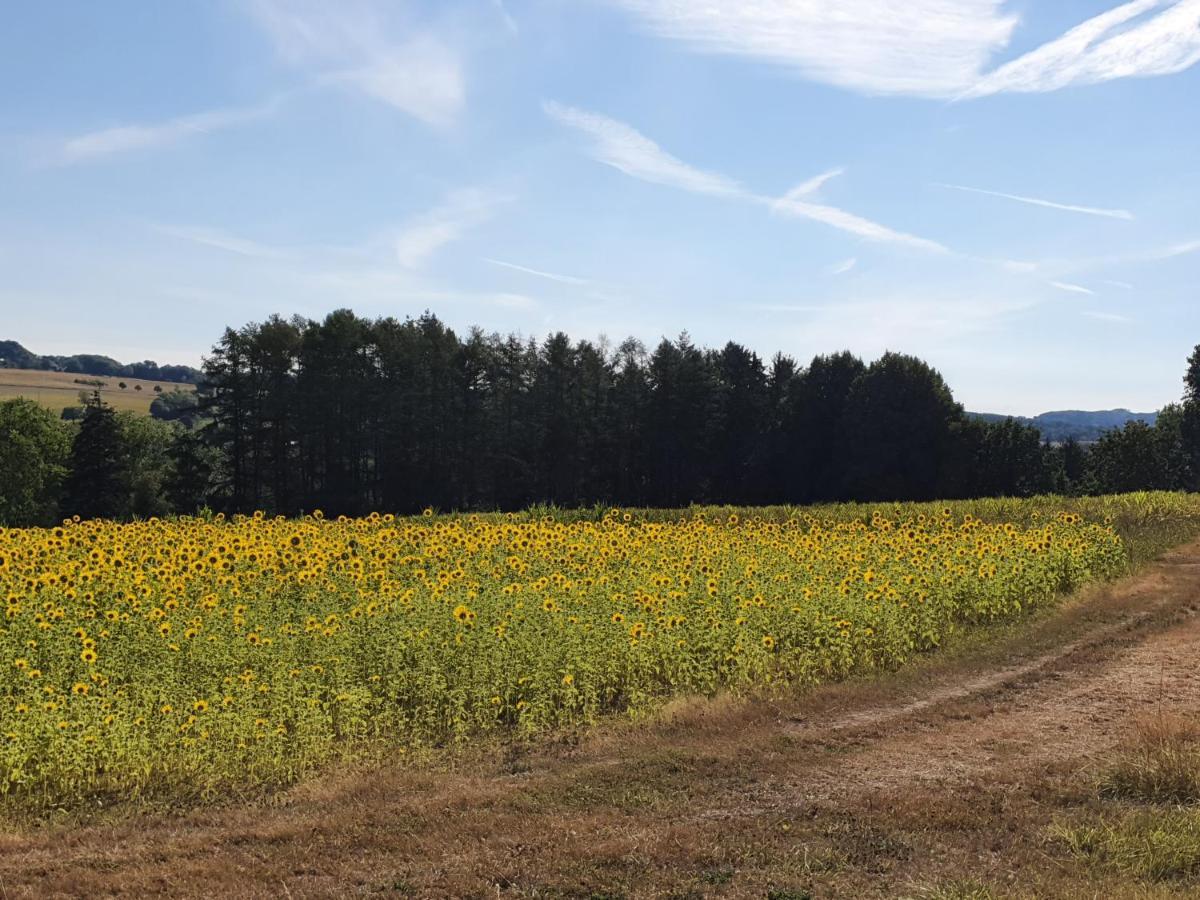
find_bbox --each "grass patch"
[1050,808,1200,882]
[904,880,998,900]
[1099,714,1200,804]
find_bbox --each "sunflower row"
[0,498,1171,812]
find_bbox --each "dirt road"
[3,544,1199,898]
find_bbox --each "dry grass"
[1099,713,1200,804]
[901,880,999,900]
[0,367,193,414]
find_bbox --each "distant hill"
[0,340,201,384]
[969,409,1158,444]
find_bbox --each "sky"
[1,1,1199,415]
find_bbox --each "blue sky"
[1,0,1198,414]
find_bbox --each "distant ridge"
[0,340,201,384]
[969,408,1158,443]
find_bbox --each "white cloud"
[755,293,1031,357]
[965,0,1200,98]
[612,0,1018,97]
[935,183,1134,220]
[154,224,291,260]
[611,0,1200,98]
[1084,310,1132,323]
[770,194,950,253]
[543,101,742,197]
[996,258,1040,273]
[1101,279,1135,288]
[394,189,508,269]
[777,167,846,203]
[546,102,947,252]
[488,292,538,310]
[57,101,276,165]
[746,303,827,313]
[248,0,464,126]
[828,258,858,276]
[1147,237,1200,259]
[1049,280,1097,295]
[492,0,519,35]
[154,191,506,273]
[483,258,590,285]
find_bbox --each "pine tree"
[64,393,132,520]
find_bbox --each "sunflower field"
[2,493,1198,814]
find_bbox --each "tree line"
[2,309,1199,525]
[0,339,201,383]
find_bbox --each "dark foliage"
[3,312,1196,526]
[191,309,1198,517]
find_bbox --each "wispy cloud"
[612,0,1200,99]
[155,190,506,273]
[487,292,537,310]
[746,303,827,313]
[1145,237,1200,259]
[996,258,1040,273]
[543,101,741,197]
[546,102,947,252]
[492,0,519,35]
[612,0,1018,97]
[828,258,858,276]
[1101,279,1135,288]
[964,0,1200,98]
[1084,310,1132,323]
[750,294,1032,357]
[483,258,590,285]
[1049,280,1097,295]
[394,189,508,269]
[770,193,949,253]
[154,224,291,260]
[248,0,464,126]
[777,167,846,203]
[57,101,277,165]
[935,183,1134,220]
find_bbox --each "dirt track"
[3,544,1200,898]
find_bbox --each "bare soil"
[4,544,1200,899]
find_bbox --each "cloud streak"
[1146,237,1200,259]
[547,102,947,252]
[935,183,1134,220]
[769,194,949,253]
[964,0,1200,98]
[154,224,291,260]
[611,0,1200,98]
[57,101,278,165]
[248,0,465,126]
[1084,310,1132,323]
[543,101,741,197]
[483,258,590,285]
[394,189,508,269]
[612,0,1018,97]
[1049,280,1097,295]
[778,167,846,203]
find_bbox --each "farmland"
[0,368,193,415]
[4,493,1199,821]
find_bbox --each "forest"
[2,309,1198,526]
